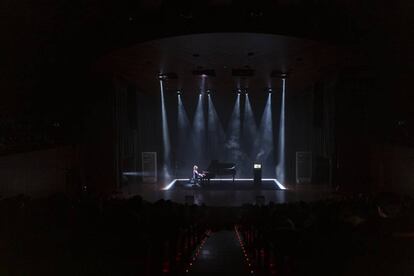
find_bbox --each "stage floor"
[164,178,285,191]
[122,178,334,207]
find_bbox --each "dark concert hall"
[1,1,414,275]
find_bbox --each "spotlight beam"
[192,93,206,164]
[160,80,172,179]
[242,94,258,159]
[207,94,225,161]
[177,94,191,177]
[254,93,274,176]
[276,78,286,185]
[225,94,241,162]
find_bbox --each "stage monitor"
[253,163,262,185]
[254,164,261,169]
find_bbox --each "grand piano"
[202,160,236,183]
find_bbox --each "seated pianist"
[191,165,205,186]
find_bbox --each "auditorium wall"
[370,144,414,195]
[0,146,79,197]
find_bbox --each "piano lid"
[207,160,236,170]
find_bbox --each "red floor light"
[184,230,212,274]
[235,226,255,275]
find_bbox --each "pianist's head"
[193,165,198,170]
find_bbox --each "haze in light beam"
[160,80,171,179]
[207,94,226,161]
[192,93,206,165]
[225,94,241,163]
[276,78,286,184]
[177,95,191,177]
[255,93,274,177]
[242,94,258,158]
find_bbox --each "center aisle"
[187,230,250,276]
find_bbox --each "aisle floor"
[188,230,250,276]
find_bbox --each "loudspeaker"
[127,85,138,130]
[313,82,324,127]
[296,151,312,184]
[314,156,330,184]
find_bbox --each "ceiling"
[2,0,411,118]
[96,32,343,97]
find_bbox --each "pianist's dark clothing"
[192,169,203,183]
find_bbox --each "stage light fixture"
[192,69,216,77]
[270,70,288,78]
[232,68,255,77]
[158,72,178,80]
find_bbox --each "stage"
[121,178,334,207]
